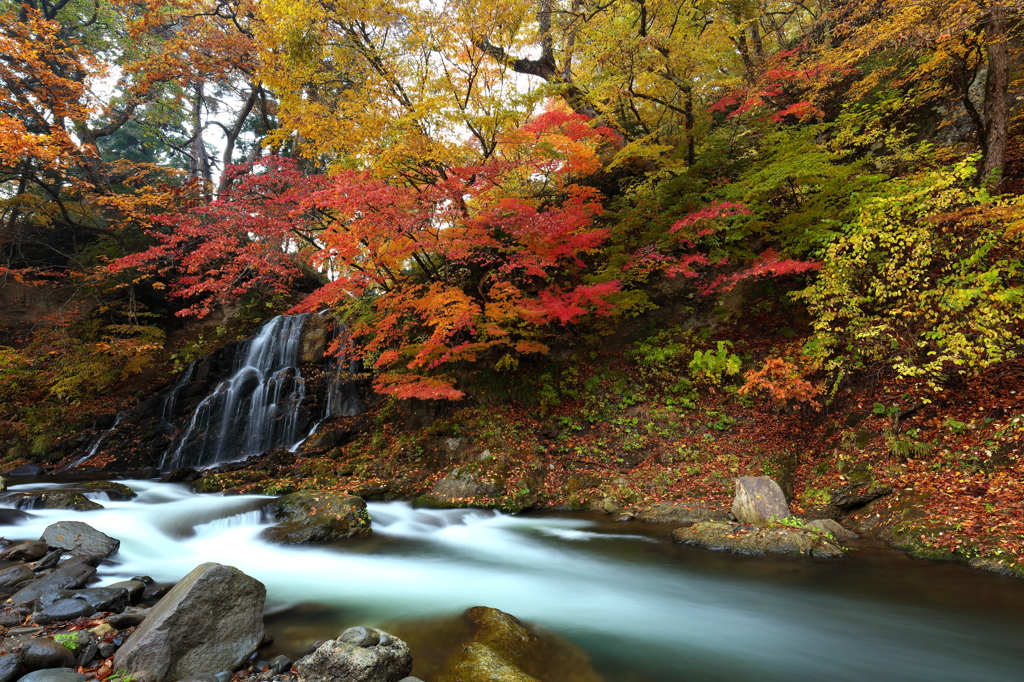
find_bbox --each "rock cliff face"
[56,315,361,475]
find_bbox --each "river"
[3,479,1024,681]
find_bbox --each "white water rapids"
[3,480,1024,681]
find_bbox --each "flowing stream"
[3,480,1024,681]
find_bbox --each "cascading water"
[61,414,123,471]
[161,315,311,471]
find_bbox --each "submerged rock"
[260,491,371,544]
[672,521,844,557]
[5,491,103,512]
[41,521,120,558]
[432,607,603,682]
[296,628,412,682]
[114,562,266,682]
[731,476,791,524]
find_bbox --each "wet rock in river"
[41,521,120,558]
[10,562,96,605]
[77,481,137,501]
[260,491,371,544]
[0,652,24,682]
[6,492,103,512]
[106,580,147,604]
[296,629,412,682]
[34,598,94,625]
[21,639,77,671]
[429,606,602,682]
[0,563,35,590]
[0,541,49,562]
[114,563,266,682]
[731,476,791,525]
[672,521,844,557]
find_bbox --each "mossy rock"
[78,481,137,500]
[260,490,371,544]
[401,606,603,682]
[191,470,269,494]
[6,490,103,511]
[672,521,844,558]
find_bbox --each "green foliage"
[797,159,1024,388]
[689,341,742,386]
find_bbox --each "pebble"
[97,642,118,659]
[268,656,291,674]
[371,629,392,646]
[34,598,94,625]
[338,626,379,647]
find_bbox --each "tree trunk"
[982,1,1010,186]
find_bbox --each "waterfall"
[61,414,123,471]
[161,314,311,471]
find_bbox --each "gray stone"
[171,674,218,682]
[41,521,120,558]
[268,656,292,674]
[72,587,129,613]
[107,611,147,629]
[339,627,379,647]
[731,476,791,524]
[107,580,147,604]
[77,642,98,667]
[113,563,266,682]
[34,589,74,612]
[0,541,49,562]
[212,672,231,682]
[0,652,23,682]
[806,519,859,542]
[296,632,412,682]
[97,642,119,659]
[22,639,77,671]
[10,563,96,605]
[0,611,22,627]
[33,550,64,572]
[260,491,371,544]
[0,563,35,590]
[34,599,94,624]
[371,630,392,647]
[17,671,85,682]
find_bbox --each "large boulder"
[41,521,120,558]
[260,491,371,544]
[731,476,791,524]
[672,521,844,557]
[430,607,602,682]
[296,628,412,682]
[113,563,266,682]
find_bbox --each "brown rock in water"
[113,563,265,682]
[731,476,791,524]
[396,606,603,682]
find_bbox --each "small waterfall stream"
[161,315,312,471]
[2,480,1024,681]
